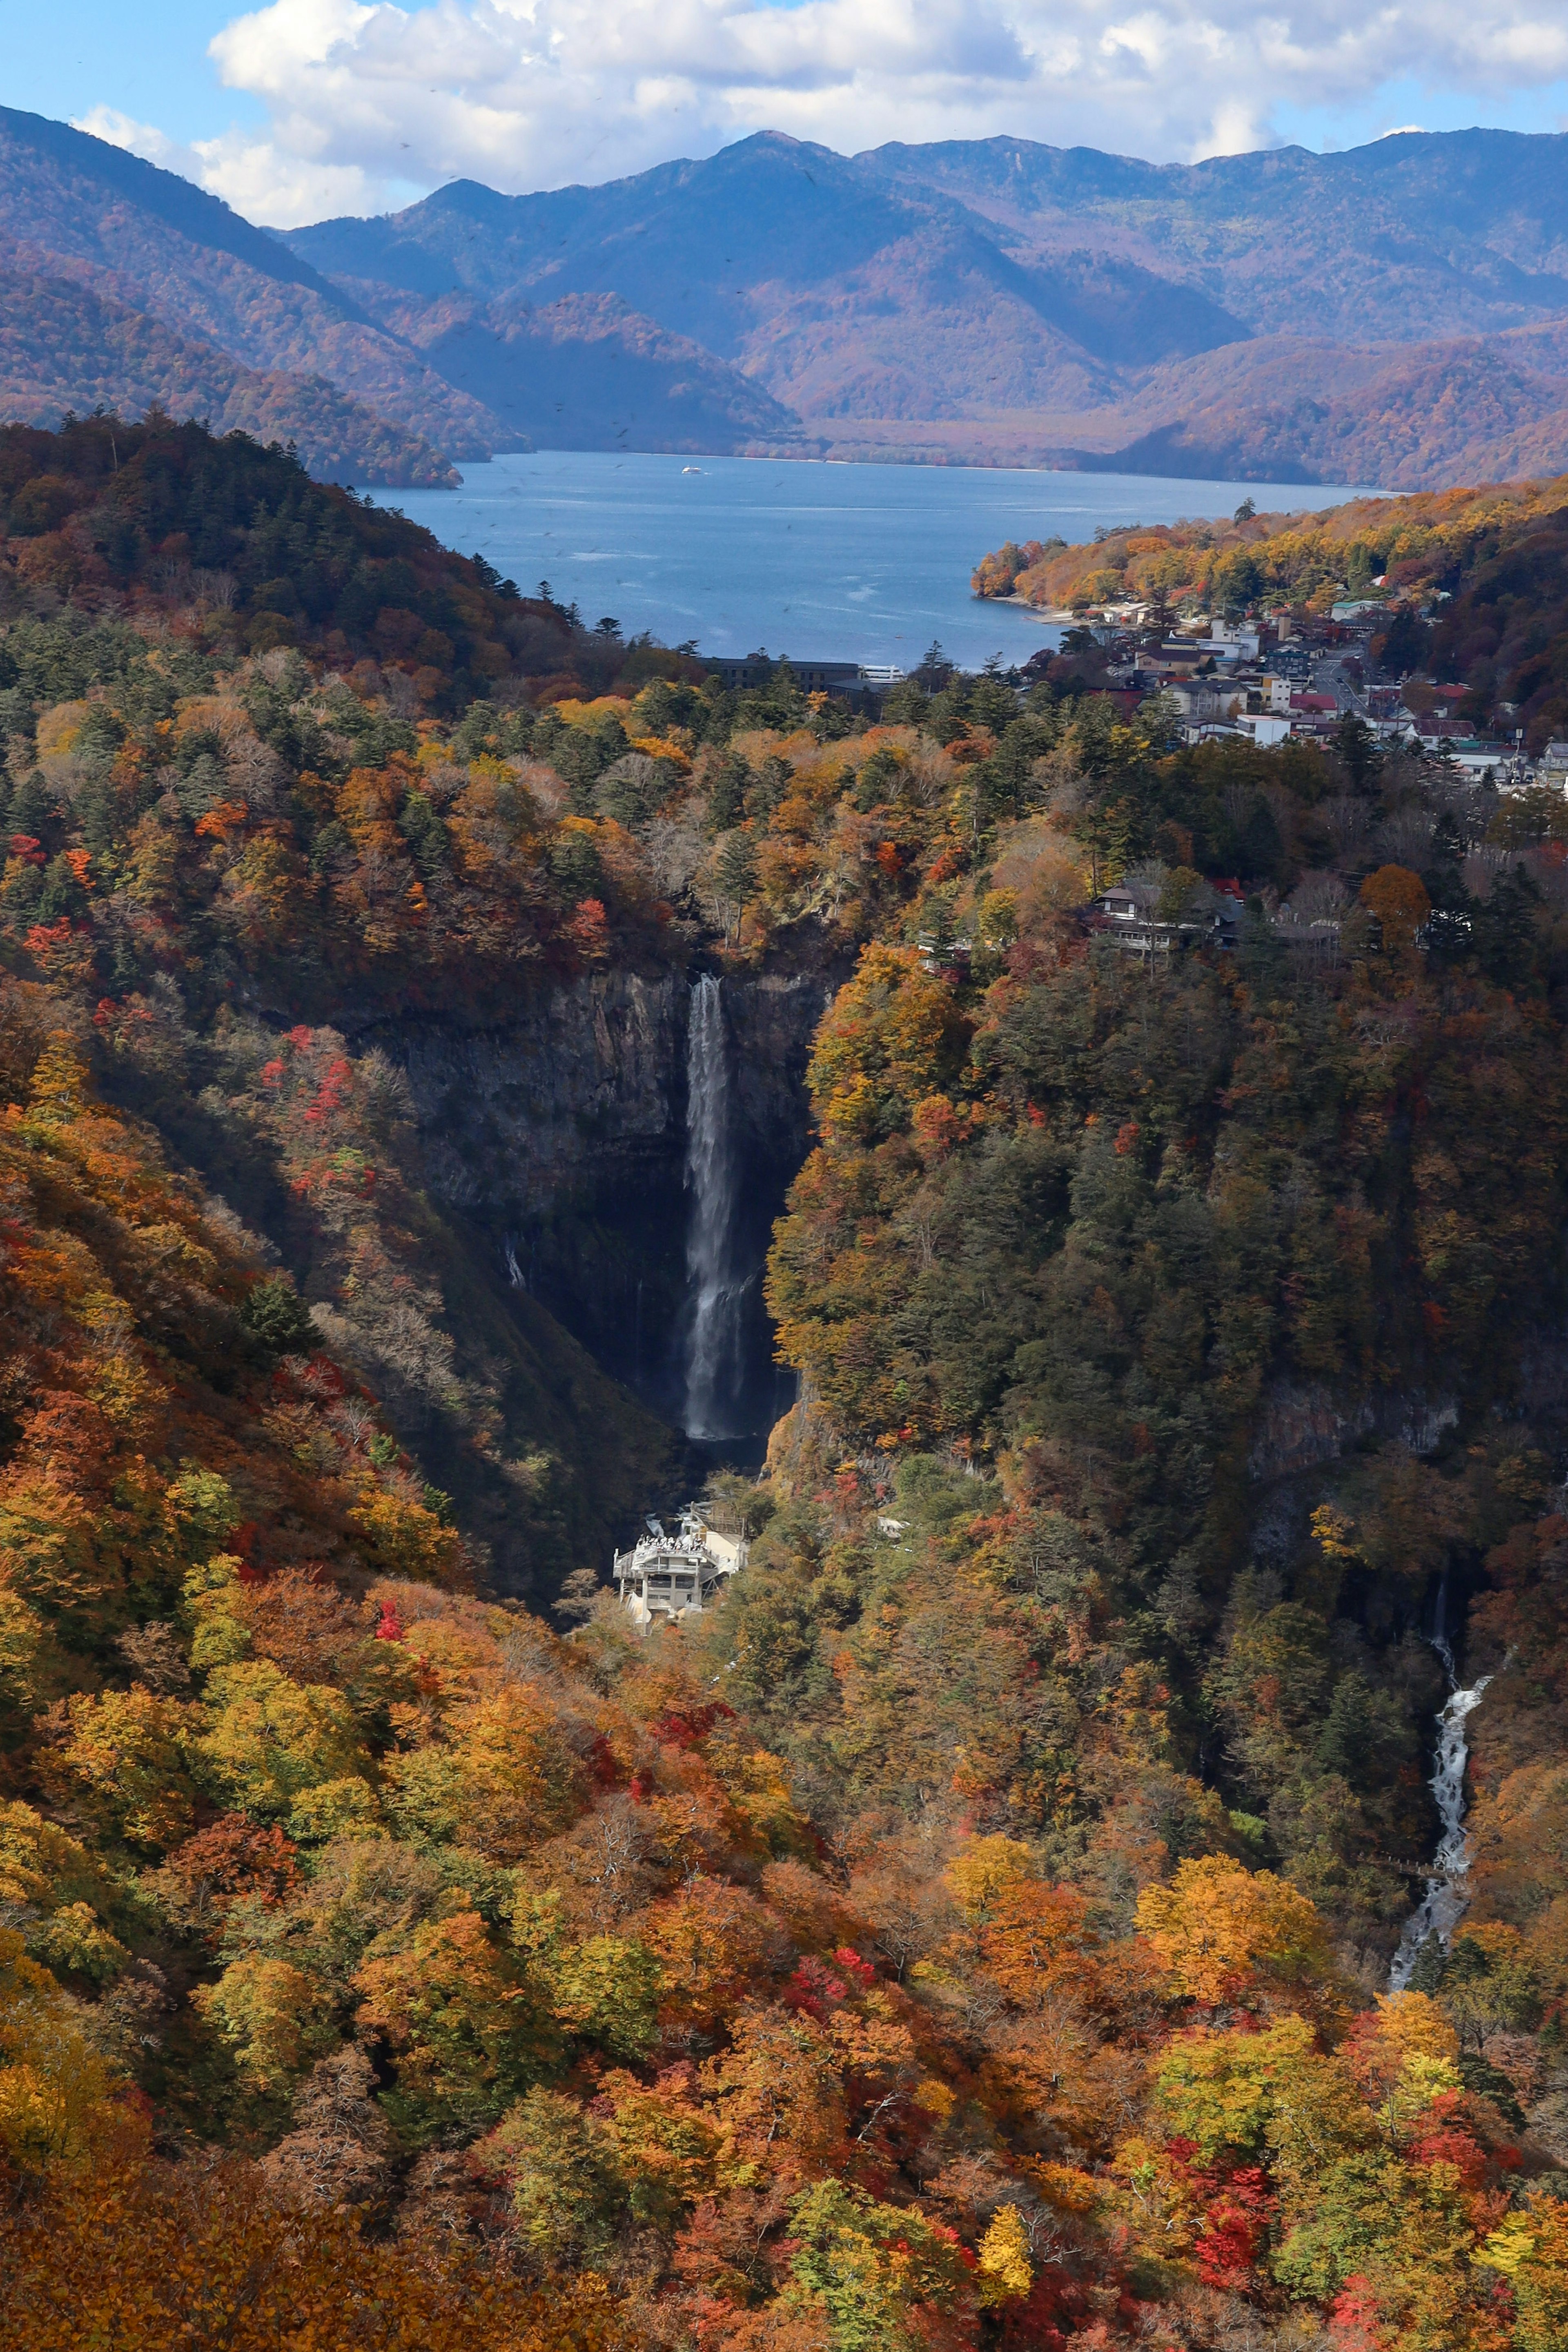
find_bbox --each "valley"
[2,413,1568,2350]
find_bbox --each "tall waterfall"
[1390,1582,1492,1989]
[683,975,745,1439]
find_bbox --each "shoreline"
[967,591,1078,622]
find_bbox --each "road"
[1312,649,1368,715]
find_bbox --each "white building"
[611,1509,749,1630]
[1199,626,1262,660]
[1232,712,1293,748]
[1099,877,1242,955]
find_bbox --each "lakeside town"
[1022,595,1539,782]
[718,596,1543,786]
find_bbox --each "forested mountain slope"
[355,288,809,455]
[0,109,811,473]
[289,138,1248,416]
[17,109,1568,484]
[4,420,1568,2350]
[0,107,503,479]
[863,130,1568,345]
[285,124,1568,483]
[292,126,1568,368]
[0,266,457,488]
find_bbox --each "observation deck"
[612,1509,748,1630]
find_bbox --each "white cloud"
[72,107,201,178]
[194,130,381,222]
[74,102,381,219]
[81,0,1568,226]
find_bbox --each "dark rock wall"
[379,968,837,1440]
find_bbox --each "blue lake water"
[372,451,1376,672]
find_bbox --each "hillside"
[291,126,1568,372]
[357,287,811,454]
[0,106,504,473]
[0,266,457,486]
[1028,337,1568,493]
[863,130,1568,344]
[5,419,1568,2350]
[290,143,1248,420]
[972,471,1568,750]
[16,111,1568,486]
[285,125,1568,484]
[0,110,813,478]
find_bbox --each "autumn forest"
[2,415,1568,2352]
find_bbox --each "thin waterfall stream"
[683,975,746,1439]
[1389,1582,1492,1989]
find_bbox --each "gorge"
[375,963,829,1462]
[5,415,1568,2352]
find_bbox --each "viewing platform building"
[612,1509,749,1630]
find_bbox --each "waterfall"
[683,975,745,1439]
[1389,1581,1492,1989]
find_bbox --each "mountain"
[1049,335,1568,489]
[863,129,1568,341]
[0,106,505,468]
[298,125,1568,360]
[349,285,811,452]
[289,135,1254,421]
[17,111,1568,492]
[288,126,1568,485]
[0,265,457,486]
[0,107,808,475]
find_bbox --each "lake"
[372,451,1376,672]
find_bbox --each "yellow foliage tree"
[383,1687,584,1862]
[349,1479,467,1585]
[40,1686,201,1852]
[806,944,971,1151]
[976,2203,1033,2306]
[1136,1855,1334,2005]
[196,1660,371,1820]
[1480,2196,1568,2352]
[0,1928,135,2174]
[945,1834,1034,1924]
[194,1954,334,2097]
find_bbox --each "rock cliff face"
[378,967,839,1439]
[1244,1380,1462,1484]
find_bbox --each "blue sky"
[9,4,261,148]
[12,1,1568,227]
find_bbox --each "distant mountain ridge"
[287,136,1255,415]
[294,126,1568,353]
[860,130,1568,340]
[0,105,504,477]
[283,125,1568,486]
[12,109,1568,486]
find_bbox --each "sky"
[8,0,1568,228]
